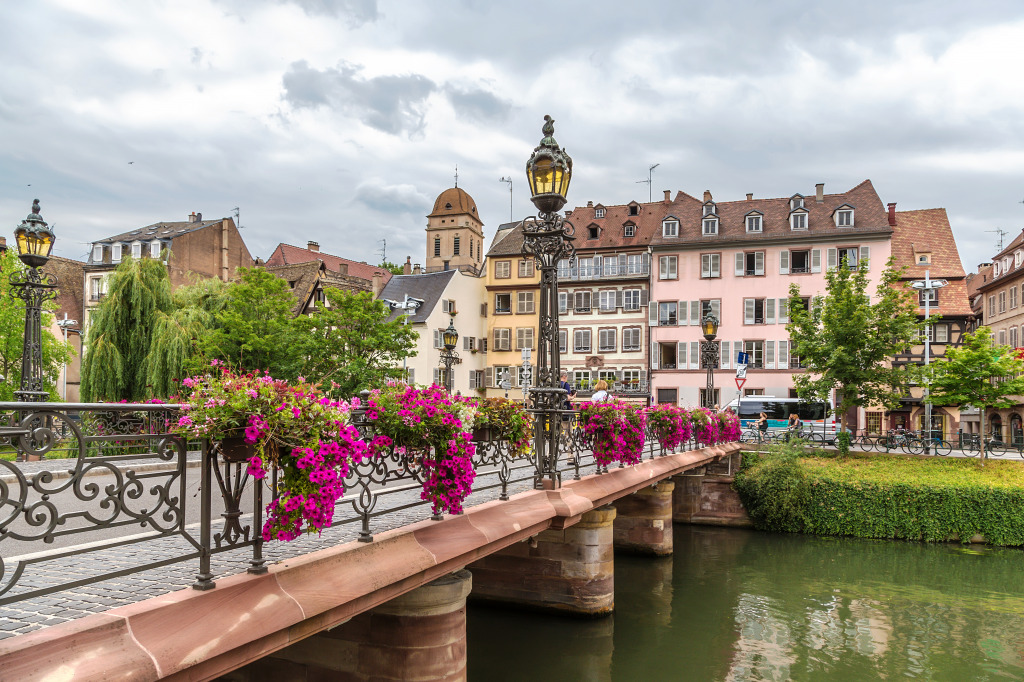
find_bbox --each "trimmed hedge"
[734,445,1024,546]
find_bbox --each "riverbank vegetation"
[735,443,1024,546]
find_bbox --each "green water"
[467,526,1024,681]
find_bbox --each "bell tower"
[425,186,484,275]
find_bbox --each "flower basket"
[218,434,253,463]
[579,400,647,466]
[474,397,531,457]
[472,426,492,442]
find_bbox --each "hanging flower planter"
[579,400,647,466]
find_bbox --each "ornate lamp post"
[700,312,719,409]
[439,316,460,393]
[521,115,574,488]
[11,200,58,402]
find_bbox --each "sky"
[2,0,1024,273]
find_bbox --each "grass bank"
[734,445,1024,546]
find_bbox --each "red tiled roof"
[265,244,393,286]
[978,228,1024,293]
[891,209,965,278]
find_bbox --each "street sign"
[735,377,746,390]
[521,348,532,363]
[736,351,750,365]
[736,364,747,379]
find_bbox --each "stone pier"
[468,506,616,617]
[613,480,674,556]
[223,570,472,682]
[672,449,751,527]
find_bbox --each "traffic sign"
[736,351,750,365]
[735,377,746,390]
[736,364,747,379]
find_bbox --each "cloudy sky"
[2,0,1023,273]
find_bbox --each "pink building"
[646,181,894,408]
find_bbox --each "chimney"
[663,190,671,202]
[815,183,824,203]
[746,193,753,201]
[403,256,412,275]
[413,263,422,275]
[587,201,594,207]
[703,190,712,203]
[195,212,202,223]
[887,202,897,226]
[372,272,383,297]
[188,212,197,223]
[307,241,320,253]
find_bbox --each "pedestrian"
[559,370,576,412]
[590,379,610,403]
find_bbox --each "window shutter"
[433,329,441,348]
[594,255,603,277]
[616,290,623,308]
[778,298,789,323]
[860,246,870,270]
[811,249,821,273]
[711,299,721,322]
[690,301,700,325]
[481,303,488,317]
[678,300,688,325]
[642,252,651,273]
[511,366,520,387]
[735,252,744,276]
[766,340,776,369]
[778,340,789,369]
[755,251,765,276]
[433,368,441,385]
[640,289,649,306]
[827,247,838,271]
[766,298,776,324]
[651,342,659,370]
[677,342,687,370]
[649,302,659,327]
[721,341,730,369]
[780,250,790,275]
[744,299,755,325]
[689,341,700,369]
[618,254,627,273]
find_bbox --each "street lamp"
[439,316,460,393]
[521,115,575,488]
[701,312,719,408]
[11,200,58,402]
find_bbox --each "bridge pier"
[671,450,751,527]
[613,480,674,556]
[468,506,616,617]
[223,570,472,682]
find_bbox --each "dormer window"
[917,254,931,264]
[92,244,103,262]
[624,223,636,237]
[790,212,808,230]
[702,217,719,235]
[628,204,639,216]
[835,208,854,227]
[1015,251,1023,268]
[994,262,1001,277]
[595,207,606,218]
[745,214,763,233]
[111,244,122,262]
[703,203,716,216]
[131,242,142,259]
[790,195,805,210]
[588,226,599,239]
[662,219,678,237]
[150,241,162,258]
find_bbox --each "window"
[493,328,511,351]
[599,328,616,352]
[469,370,484,390]
[989,295,996,317]
[92,244,103,262]
[573,370,592,391]
[623,327,641,351]
[657,342,678,369]
[999,329,1007,345]
[700,299,721,321]
[453,236,461,256]
[627,254,644,275]
[629,204,639,216]
[917,254,930,264]
[441,299,456,314]
[702,218,718,235]
[1013,286,1019,309]
[791,196,804,210]
[790,250,810,274]
[595,207,606,218]
[935,324,949,343]
[790,213,807,230]
[1000,291,1007,314]
[492,366,510,387]
[574,291,592,313]
[558,259,572,279]
[89,277,103,301]
[577,257,595,278]
[559,329,568,353]
[919,289,939,307]
[743,341,764,368]
[834,246,862,270]
[738,251,765,276]
[588,226,599,239]
[517,291,535,314]
[622,369,641,386]
[657,388,678,405]
[574,329,592,352]
[624,224,636,237]
[701,253,720,278]
[746,215,762,233]
[111,244,122,262]
[662,220,678,237]
[623,289,641,311]
[558,291,568,314]
[434,237,441,257]
[150,240,162,258]
[131,242,142,259]
[744,299,768,325]
[659,302,678,326]
[836,209,853,227]
[658,255,677,280]
[432,329,444,349]
[494,260,511,278]
[1011,327,1018,348]
[463,336,475,351]
[481,338,487,353]
[699,388,720,409]
[495,293,511,314]
[516,327,534,350]
[599,291,616,312]
[703,203,716,216]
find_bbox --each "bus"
[722,396,836,440]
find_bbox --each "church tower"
[425,186,484,275]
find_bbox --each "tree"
[928,327,1024,462]
[786,258,923,437]
[0,248,74,401]
[201,267,299,378]
[293,288,417,398]
[379,260,405,276]
[81,256,180,401]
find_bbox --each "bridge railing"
[0,401,707,609]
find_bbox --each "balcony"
[557,262,650,282]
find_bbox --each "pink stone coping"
[0,444,738,681]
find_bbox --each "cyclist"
[756,412,769,442]
[786,413,801,441]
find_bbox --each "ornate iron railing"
[0,400,708,608]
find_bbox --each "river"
[468,525,1024,681]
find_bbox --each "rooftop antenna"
[986,228,1008,252]
[232,206,241,229]
[635,163,660,203]
[499,176,513,222]
[378,238,387,264]
[454,164,458,189]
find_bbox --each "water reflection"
[469,525,1024,681]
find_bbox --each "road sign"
[736,364,747,379]
[736,351,750,365]
[735,377,746,390]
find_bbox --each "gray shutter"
[811,249,821,273]
[766,341,775,369]
[690,301,700,325]
[735,252,744,276]
[640,289,649,306]
[616,289,623,308]
[766,298,776,324]
[744,299,754,325]
[778,340,789,369]
[690,341,700,369]
[780,249,790,275]
[433,368,441,385]
[677,342,687,370]
[778,298,789,323]
[679,300,688,325]
[755,251,765,276]
[860,245,870,270]
[721,340,730,369]
[651,342,659,370]
[642,252,651,274]
[649,302,659,326]
[711,299,721,322]
[827,247,838,271]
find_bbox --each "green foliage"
[292,288,417,398]
[734,451,1024,545]
[379,260,405,276]
[928,326,1024,461]
[836,430,852,457]
[786,258,923,431]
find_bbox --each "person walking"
[559,369,576,412]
